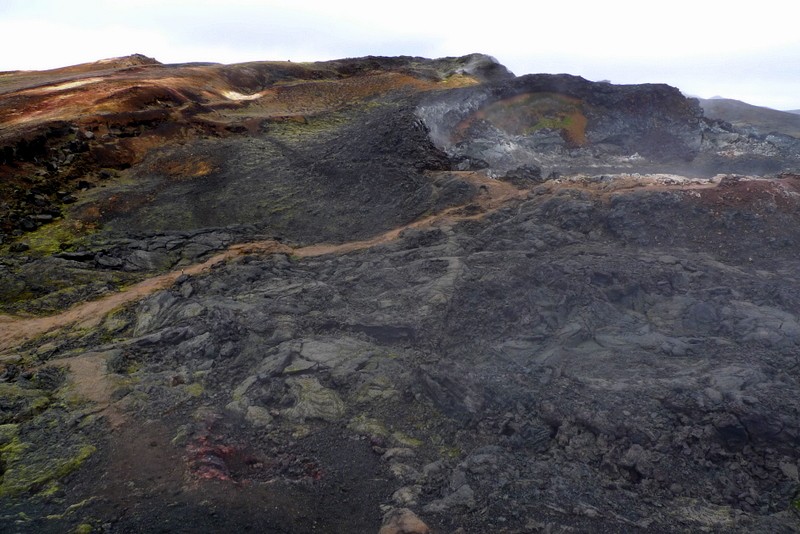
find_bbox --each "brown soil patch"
[1,64,475,134]
[695,175,800,212]
[207,72,470,122]
[54,352,125,428]
[152,157,216,179]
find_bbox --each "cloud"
[0,19,172,70]
[1,0,798,109]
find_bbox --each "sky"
[1,0,799,110]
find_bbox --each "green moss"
[23,220,94,256]
[0,383,51,420]
[0,426,26,466]
[353,376,398,403]
[347,415,423,447]
[56,385,89,409]
[438,445,463,459]
[30,395,52,412]
[37,480,61,497]
[528,115,571,133]
[100,308,132,338]
[291,424,312,439]
[74,523,93,534]
[45,497,97,520]
[0,285,35,307]
[391,432,423,448]
[348,414,389,437]
[0,423,21,446]
[0,260,138,317]
[267,111,352,143]
[0,444,96,497]
[284,377,345,422]
[184,382,204,397]
[16,511,31,522]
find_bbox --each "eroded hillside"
[0,54,799,533]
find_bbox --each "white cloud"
[0,19,172,70]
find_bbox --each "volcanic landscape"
[0,54,799,533]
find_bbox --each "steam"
[415,91,490,150]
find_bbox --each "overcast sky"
[2,0,799,110]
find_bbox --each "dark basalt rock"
[501,164,544,185]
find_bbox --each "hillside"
[698,97,800,138]
[0,55,799,533]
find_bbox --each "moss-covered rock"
[0,440,95,497]
[354,375,399,403]
[348,414,389,438]
[283,377,345,422]
[184,382,204,397]
[23,220,94,256]
[0,383,50,424]
[0,256,139,316]
[245,405,273,427]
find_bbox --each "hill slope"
[0,55,799,533]
[698,97,800,137]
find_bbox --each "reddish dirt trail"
[2,171,758,352]
[295,171,527,257]
[0,172,523,351]
[0,241,291,351]
[55,352,127,428]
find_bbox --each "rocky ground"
[0,54,799,533]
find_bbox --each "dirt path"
[1,171,743,352]
[0,172,523,352]
[0,241,291,351]
[295,171,526,257]
[54,352,127,428]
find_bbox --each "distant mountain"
[787,109,800,116]
[698,97,800,138]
